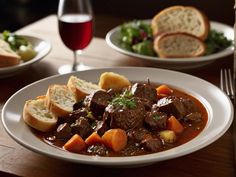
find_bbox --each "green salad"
[119,20,233,57]
[2,30,37,61]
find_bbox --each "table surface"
[0,15,235,177]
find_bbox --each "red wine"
[59,14,93,50]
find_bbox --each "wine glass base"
[58,64,91,74]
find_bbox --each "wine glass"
[58,0,93,74]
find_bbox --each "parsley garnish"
[121,89,134,98]
[111,90,136,109]
[153,115,161,120]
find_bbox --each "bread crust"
[46,85,76,117]
[151,6,210,40]
[23,98,57,132]
[154,32,206,58]
[67,76,100,101]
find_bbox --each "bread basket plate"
[0,35,51,78]
[106,21,234,70]
[1,67,233,167]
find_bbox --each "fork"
[220,68,234,101]
[220,68,236,167]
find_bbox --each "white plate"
[1,67,233,166]
[106,21,234,70]
[0,35,51,78]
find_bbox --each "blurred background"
[0,0,234,38]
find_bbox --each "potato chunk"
[98,72,131,90]
[159,130,176,143]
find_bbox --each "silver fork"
[220,68,234,100]
[220,68,236,167]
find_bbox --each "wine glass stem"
[72,51,77,71]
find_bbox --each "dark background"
[0,0,234,38]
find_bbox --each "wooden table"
[0,15,235,177]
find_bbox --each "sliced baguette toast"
[154,32,206,58]
[23,96,58,132]
[0,39,20,67]
[46,84,77,117]
[151,6,210,40]
[67,75,101,101]
[99,72,131,90]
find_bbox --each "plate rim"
[1,67,234,166]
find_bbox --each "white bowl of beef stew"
[1,67,233,166]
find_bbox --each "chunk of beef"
[127,127,151,143]
[145,111,168,130]
[185,112,202,123]
[121,144,144,156]
[131,83,157,103]
[151,104,159,112]
[156,96,186,119]
[83,90,111,118]
[87,144,108,156]
[140,137,163,152]
[58,107,91,124]
[136,97,153,111]
[56,123,72,140]
[70,117,93,139]
[93,120,109,136]
[157,96,202,121]
[73,101,83,111]
[181,98,199,114]
[104,98,145,130]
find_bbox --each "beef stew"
[35,82,207,157]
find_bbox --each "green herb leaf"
[111,96,136,109]
[205,29,233,55]
[2,30,29,51]
[119,20,156,56]
[153,115,161,121]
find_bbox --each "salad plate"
[106,21,234,70]
[1,67,233,166]
[0,35,51,78]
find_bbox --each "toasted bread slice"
[154,32,206,58]
[99,72,131,90]
[67,75,101,101]
[0,39,20,67]
[151,6,210,40]
[46,85,77,117]
[23,96,57,132]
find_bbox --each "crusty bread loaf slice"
[151,6,210,40]
[154,32,206,58]
[0,39,20,67]
[99,72,131,90]
[46,85,77,117]
[23,96,58,132]
[67,75,101,101]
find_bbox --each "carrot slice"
[63,134,86,153]
[167,116,184,134]
[102,129,127,152]
[156,84,173,95]
[85,132,103,145]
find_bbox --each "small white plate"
[1,67,233,166]
[106,21,234,70]
[0,35,51,78]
